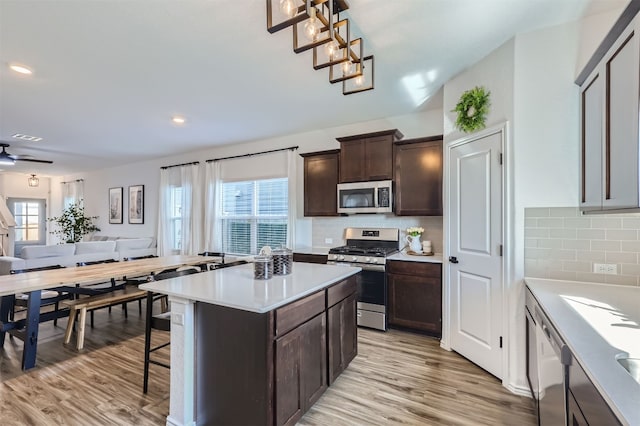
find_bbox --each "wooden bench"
[62,286,147,350]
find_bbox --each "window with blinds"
[221,178,287,255]
[169,186,183,250]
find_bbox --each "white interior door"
[448,129,503,379]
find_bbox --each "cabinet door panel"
[300,314,328,409]
[395,140,443,216]
[604,29,639,209]
[303,152,339,216]
[275,329,303,426]
[580,72,603,211]
[328,293,357,384]
[366,135,394,180]
[340,140,366,182]
[388,273,442,334]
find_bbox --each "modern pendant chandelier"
[266,0,374,95]
[28,174,39,187]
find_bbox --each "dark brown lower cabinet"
[328,292,357,384]
[387,260,442,336]
[196,276,357,426]
[276,314,327,426]
[292,253,328,264]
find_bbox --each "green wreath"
[452,86,491,133]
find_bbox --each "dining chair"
[143,266,202,393]
[10,264,68,327]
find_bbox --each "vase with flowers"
[405,226,425,253]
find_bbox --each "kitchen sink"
[617,358,640,384]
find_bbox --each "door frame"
[442,121,513,387]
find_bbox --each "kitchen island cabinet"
[140,262,360,426]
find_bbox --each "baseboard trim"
[505,382,533,398]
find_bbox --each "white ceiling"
[0,0,627,176]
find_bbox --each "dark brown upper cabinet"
[336,129,404,183]
[394,136,443,216]
[301,150,340,217]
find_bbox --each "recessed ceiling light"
[9,64,33,75]
[12,133,43,142]
[172,116,186,125]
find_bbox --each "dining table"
[0,254,212,370]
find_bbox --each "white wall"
[54,108,443,248]
[441,8,628,395]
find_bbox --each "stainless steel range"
[327,227,399,331]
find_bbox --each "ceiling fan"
[0,142,53,165]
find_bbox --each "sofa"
[0,237,157,275]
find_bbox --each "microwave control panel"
[378,187,390,207]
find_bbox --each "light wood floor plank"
[1,307,535,425]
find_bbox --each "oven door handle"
[327,261,386,272]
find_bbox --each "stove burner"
[328,245,398,257]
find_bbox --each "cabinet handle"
[449,256,459,264]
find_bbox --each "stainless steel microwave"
[337,180,393,214]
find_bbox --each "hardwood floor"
[1,307,535,425]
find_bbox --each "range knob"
[364,257,371,263]
[351,256,358,262]
[338,255,345,261]
[370,257,378,264]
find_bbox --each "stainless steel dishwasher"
[526,287,572,426]
[535,304,572,426]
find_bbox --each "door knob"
[449,256,459,264]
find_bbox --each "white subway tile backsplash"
[591,218,622,229]
[537,218,564,228]
[606,229,637,241]
[525,208,550,218]
[577,229,606,240]
[621,241,640,252]
[590,240,621,252]
[564,218,591,229]
[525,207,640,287]
[562,239,591,250]
[605,251,638,264]
[549,207,579,218]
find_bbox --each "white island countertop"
[525,278,640,426]
[140,262,361,314]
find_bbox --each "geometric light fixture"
[328,37,363,84]
[343,54,374,95]
[266,0,374,95]
[28,174,40,187]
[292,0,334,54]
[312,17,350,69]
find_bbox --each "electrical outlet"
[593,263,618,274]
[324,238,333,244]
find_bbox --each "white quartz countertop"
[387,251,443,264]
[524,278,640,426]
[140,262,361,314]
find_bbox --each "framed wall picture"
[108,187,123,224]
[128,184,144,224]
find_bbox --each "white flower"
[406,227,424,236]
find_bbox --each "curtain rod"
[160,161,200,170]
[61,179,84,184]
[206,146,298,163]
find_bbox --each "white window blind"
[221,178,287,255]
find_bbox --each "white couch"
[0,237,157,275]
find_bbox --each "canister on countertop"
[254,255,274,279]
[272,247,293,275]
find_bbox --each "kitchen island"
[140,262,361,426]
